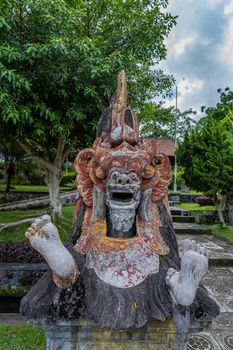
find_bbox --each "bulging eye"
[111,171,120,181]
[152,158,162,166]
[130,172,139,183]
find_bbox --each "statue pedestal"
[31,318,185,350]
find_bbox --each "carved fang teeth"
[138,188,152,221]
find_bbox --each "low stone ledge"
[0,263,48,271]
[31,318,181,350]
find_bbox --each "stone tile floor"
[176,233,233,349]
[187,266,233,349]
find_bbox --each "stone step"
[0,263,48,271]
[170,210,183,216]
[172,215,195,223]
[174,223,212,235]
[0,313,26,324]
[0,190,76,211]
[171,210,191,216]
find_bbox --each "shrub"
[196,196,214,206]
[0,243,44,263]
[60,172,76,187]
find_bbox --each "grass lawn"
[0,184,72,193]
[0,205,75,243]
[0,325,46,350]
[169,190,203,195]
[179,203,216,211]
[208,224,233,244]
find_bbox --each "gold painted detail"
[75,204,169,256]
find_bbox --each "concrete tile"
[188,331,224,350]
[212,331,233,350]
[211,312,233,330]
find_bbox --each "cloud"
[172,35,197,56]
[219,19,233,69]
[164,78,204,111]
[224,0,233,15]
[219,8,233,70]
[159,0,233,115]
[207,0,224,9]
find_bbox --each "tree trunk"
[3,157,8,182]
[214,196,226,228]
[45,166,63,221]
[5,161,15,193]
[228,204,233,225]
[226,195,233,225]
[16,136,72,221]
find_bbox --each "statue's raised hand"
[166,239,209,306]
[25,215,79,288]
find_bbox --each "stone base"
[30,318,186,350]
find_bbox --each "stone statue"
[21,72,219,337]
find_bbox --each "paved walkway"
[188,266,233,350]
[175,216,233,350]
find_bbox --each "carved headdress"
[74,71,171,257]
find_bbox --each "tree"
[0,0,176,219]
[139,102,196,140]
[177,118,233,227]
[199,88,233,224]
[0,127,26,193]
[200,87,233,126]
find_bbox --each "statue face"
[106,168,141,234]
[74,137,172,251]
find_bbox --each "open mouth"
[111,192,134,203]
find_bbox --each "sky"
[160,0,233,116]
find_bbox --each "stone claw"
[24,214,59,245]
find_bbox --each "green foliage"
[169,167,185,190]
[0,205,74,243]
[0,0,176,151]
[54,204,75,241]
[208,224,233,244]
[0,208,44,224]
[0,325,46,350]
[177,118,233,198]
[0,285,29,296]
[60,171,76,187]
[15,157,46,185]
[0,222,31,243]
[0,0,176,216]
[0,132,26,191]
[200,88,233,126]
[0,184,71,192]
[140,102,196,140]
[179,203,216,211]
